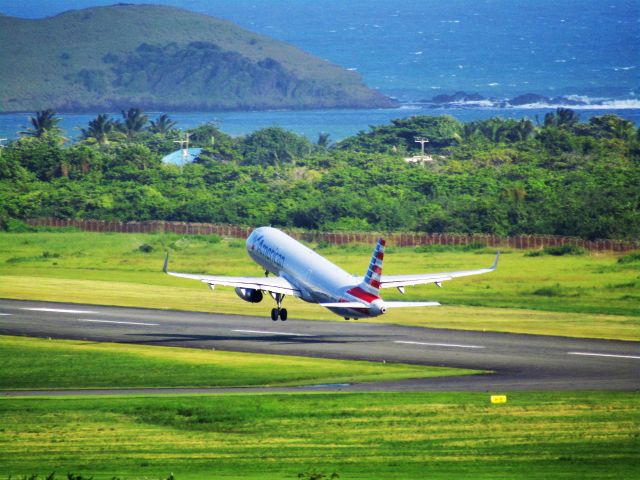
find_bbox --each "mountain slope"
[0,4,395,112]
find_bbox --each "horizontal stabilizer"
[384,301,440,308]
[319,302,369,308]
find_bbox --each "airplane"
[163,226,499,321]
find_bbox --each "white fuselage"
[246,227,384,318]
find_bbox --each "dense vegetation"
[0,108,638,240]
[0,4,392,112]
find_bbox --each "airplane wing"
[378,252,499,290]
[163,254,302,297]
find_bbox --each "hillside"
[0,4,395,112]
[1,111,638,241]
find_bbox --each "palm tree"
[81,114,115,145]
[19,109,64,139]
[544,108,579,129]
[515,118,535,141]
[316,132,332,149]
[117,108,148,139]
[556,108,579,128]
[149,114,177,135]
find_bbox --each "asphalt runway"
[1,298,638,394]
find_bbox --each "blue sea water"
[2,106,638,143]
[0,0,638,140]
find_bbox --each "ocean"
[0,0,638,141]
[2,106,639,144]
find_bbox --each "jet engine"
[234,287,264,303]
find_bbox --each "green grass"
[1,392,638,479]
[0,335,478,390]
[1,231,639,340]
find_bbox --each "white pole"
[414,137,429,158]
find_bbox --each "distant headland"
[0,4,396,113]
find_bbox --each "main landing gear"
[270,293,288,321]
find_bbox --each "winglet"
[162,252,169,273]
[490,251,500,270]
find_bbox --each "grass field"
[1,392,638,479]
[1,231,638,340]
[1,231,638,480]
[0,335,478,390]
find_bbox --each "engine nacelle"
[234,287,264,303]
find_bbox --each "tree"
[19,109,64,141]
[515,118,535,141]
[81,114,116,145]
[239,127,312,166]
[149,114,177,135]
[188,123,239,163]
[117,108,148,139]
[587,114,637,140]
[12,137,66,180]
[556,108,580,127]
[338,115,462,153]
[544,108,579,129]
[316,132,332,149]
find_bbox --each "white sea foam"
[449,100,496,107]
[505,99,640,110]
[586,99,640,109]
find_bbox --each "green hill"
[0,4,396,112]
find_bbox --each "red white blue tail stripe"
[361,238,385,295]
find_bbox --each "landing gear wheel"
[269,293,288,321]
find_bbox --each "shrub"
[138,243,154,253]
[2,218,36,232]
[617,251,640,264]
[532,283,581,297]
[544,244,586,256]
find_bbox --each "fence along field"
[26,218,639,252]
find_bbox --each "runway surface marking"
[22,308,97,314]
[568,351,640,360]
[395,340,485,349]
[233,329,313,337]
[78,319,160,327]
[0,313,12,316]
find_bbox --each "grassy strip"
[3,275,638,341]
[1,232,639,340]
[0,335,478,390]
[1,392,638,479]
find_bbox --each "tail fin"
[360,238,385,295]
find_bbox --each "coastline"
[1,104,638,143]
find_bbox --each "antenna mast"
[173,132,191,163]
[414,137,429,159]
